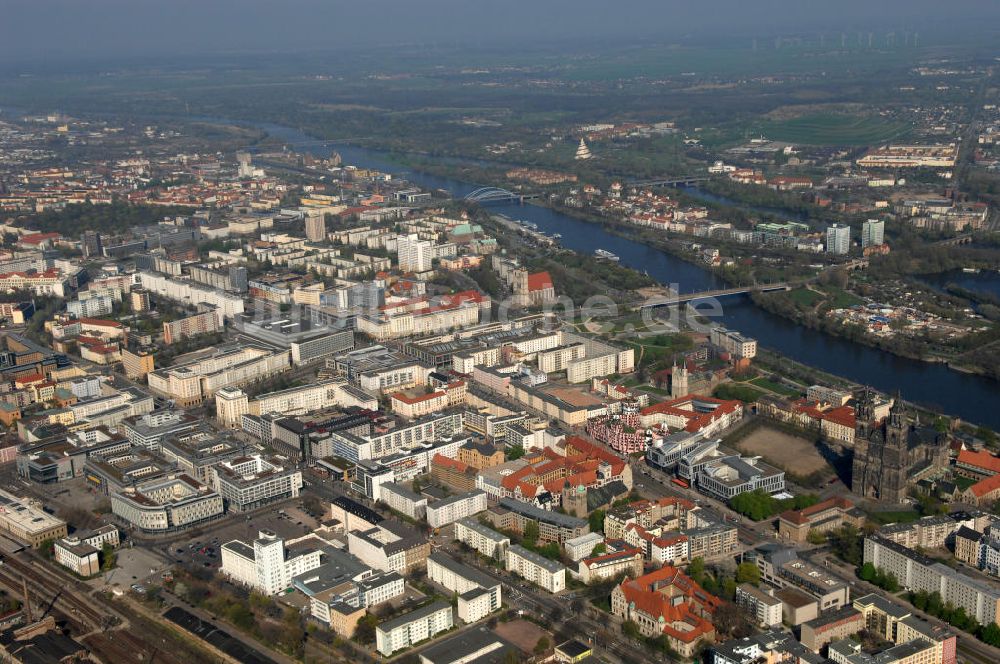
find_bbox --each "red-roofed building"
[640,395,743,435]
[962,474,1000,507]
[509,269,556,307]
[578,545,643,584]
[17,232,61,249]
[777,496,864,543]
[494,436,632,507]
[955,450,1000,479]
[611,565,719,657]
[819,405,856,444]
[430,453,477,492]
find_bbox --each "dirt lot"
[736,426,830,476]
[494,619,551,655]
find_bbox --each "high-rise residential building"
[305,212,326,242]
[80,231,103,258]
[826,224,851,255]
[862,219,885,248]
[130,288,151,313]
[397,234,433,272]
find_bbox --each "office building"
[221,530,328,595]
[209,454,303,512]
[0,489,68,548]
[110,474,224,533]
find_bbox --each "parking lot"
[97,545,170,592]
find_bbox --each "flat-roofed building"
[379,482,428,520]
[454,517,509,560]
[426,552,502,623]
[110,474,224,533]
[0,489,68,548]
[799,606,865,652]
[506,544,566,593]
[426,490,488,529]
[208,454,303,512]
[376,600,453,657]
[864,535,1000,626]
[735,583,783,628]
[221,530,329,595]
[54,537,100,576]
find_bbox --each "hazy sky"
[2,0,999,63]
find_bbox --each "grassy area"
[788,287,824,308]
[954,476,977,491]
[637,385,671,396]
[761,113,912,146]
[713,383,766,403]
[749,377,801,397]
[825,288,864,309]
[866,509,922,525]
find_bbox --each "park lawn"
[637,385,671,396]
[762,113,912,146]
[749,377,801,397]
[788,287,824,308]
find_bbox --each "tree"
[523,520,540,547]
[807,529,827,545]
[507,445,526,461]
[688,557,705,585]
[981,622,1000,647]
[101,543,117,571]
[534,636,550,655]
[735,562,760,586]
[622,620,642,640]
[353,614,378,644]
[589,508,606,534]
[859,562,877,582]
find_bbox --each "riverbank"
[527,198,1000,382]
[221,117,1000,430]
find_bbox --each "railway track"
[0,552,109,630]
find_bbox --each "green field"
[825,288,864,309]
[788,287,824,308]
[761,113,912,146]
[749,377,801,397]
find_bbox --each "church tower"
[671,361,689,399]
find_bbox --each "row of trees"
[729,489,819,522]
[858,562,900,592]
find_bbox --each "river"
[252,123,1000,428]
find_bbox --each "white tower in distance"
[575,139,592,160]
